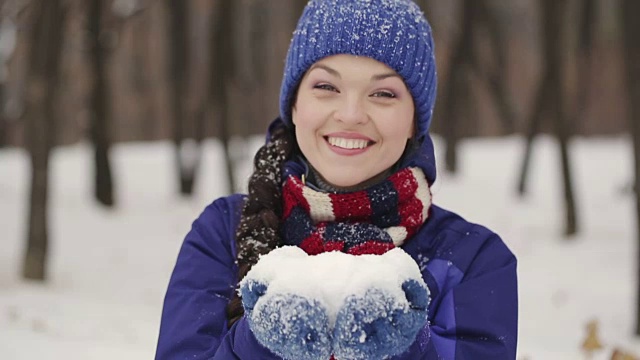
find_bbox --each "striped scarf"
[281,167,432,255]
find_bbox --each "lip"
[323,132,376,156]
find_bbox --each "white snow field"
[0,134,637,359]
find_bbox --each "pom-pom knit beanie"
[279,0,438,139]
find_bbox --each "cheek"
[292,111,313,135]
[401,112,415,139]
[292,108,316,146]
[395,98,415,139]
[380,112,414,140]
[409,115,416,138]
[292,112,308,135]
[291,106,300,127]
[292,102,323,131]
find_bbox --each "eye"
[314,83,338,92]
[371,90,396,98]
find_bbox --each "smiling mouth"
[324,136,375,150]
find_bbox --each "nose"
[334,95,368,125]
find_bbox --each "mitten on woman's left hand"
[332,277,430,360]
[239,247,333,360]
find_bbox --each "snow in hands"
[239,246,430,360]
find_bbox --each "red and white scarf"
[281,167,432,255]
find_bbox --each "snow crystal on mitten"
[332,279,429,360]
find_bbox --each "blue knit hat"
[279,0,437,139]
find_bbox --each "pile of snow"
[241,246,427,325]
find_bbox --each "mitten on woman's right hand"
[239,248,333,360]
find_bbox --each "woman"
[155,0,518,359]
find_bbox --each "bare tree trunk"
[518,0,559,195]
[23,0,66,281]
[621,0,640,336]
[546,0,577,236]
[210,0,235,194]
[247,0,268,124]
[556,95,578,236]
[131,7,156,139]
[167,0,199,195]
[518,0,577,236]
[473,0,516,134]
[0,0,7,148]
[442,0,476,173]
[517,84,550,195]
[0,84,5,147]
[88,0,114,207]
[573,0,596,129]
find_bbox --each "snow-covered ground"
[0,134,637,359]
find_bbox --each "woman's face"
[292,54,415,188]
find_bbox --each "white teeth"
[327,137,369,149]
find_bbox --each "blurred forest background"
[0,0,633,147]
[1,0,637,195]
[0,0,640,356]
[1,0,639,326]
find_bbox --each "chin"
[324,174,368,188]
[332,180,363,188]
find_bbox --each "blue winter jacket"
[155,131,518,359]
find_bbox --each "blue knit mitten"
[240,279,333,360]
[332,279,430,360]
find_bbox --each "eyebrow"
[309,63,401,82]
[309,64,341,78]
[371,72,402,81]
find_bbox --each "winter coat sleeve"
[213,316,283,359]
[396,231,518,360]
[155,195,281,359]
